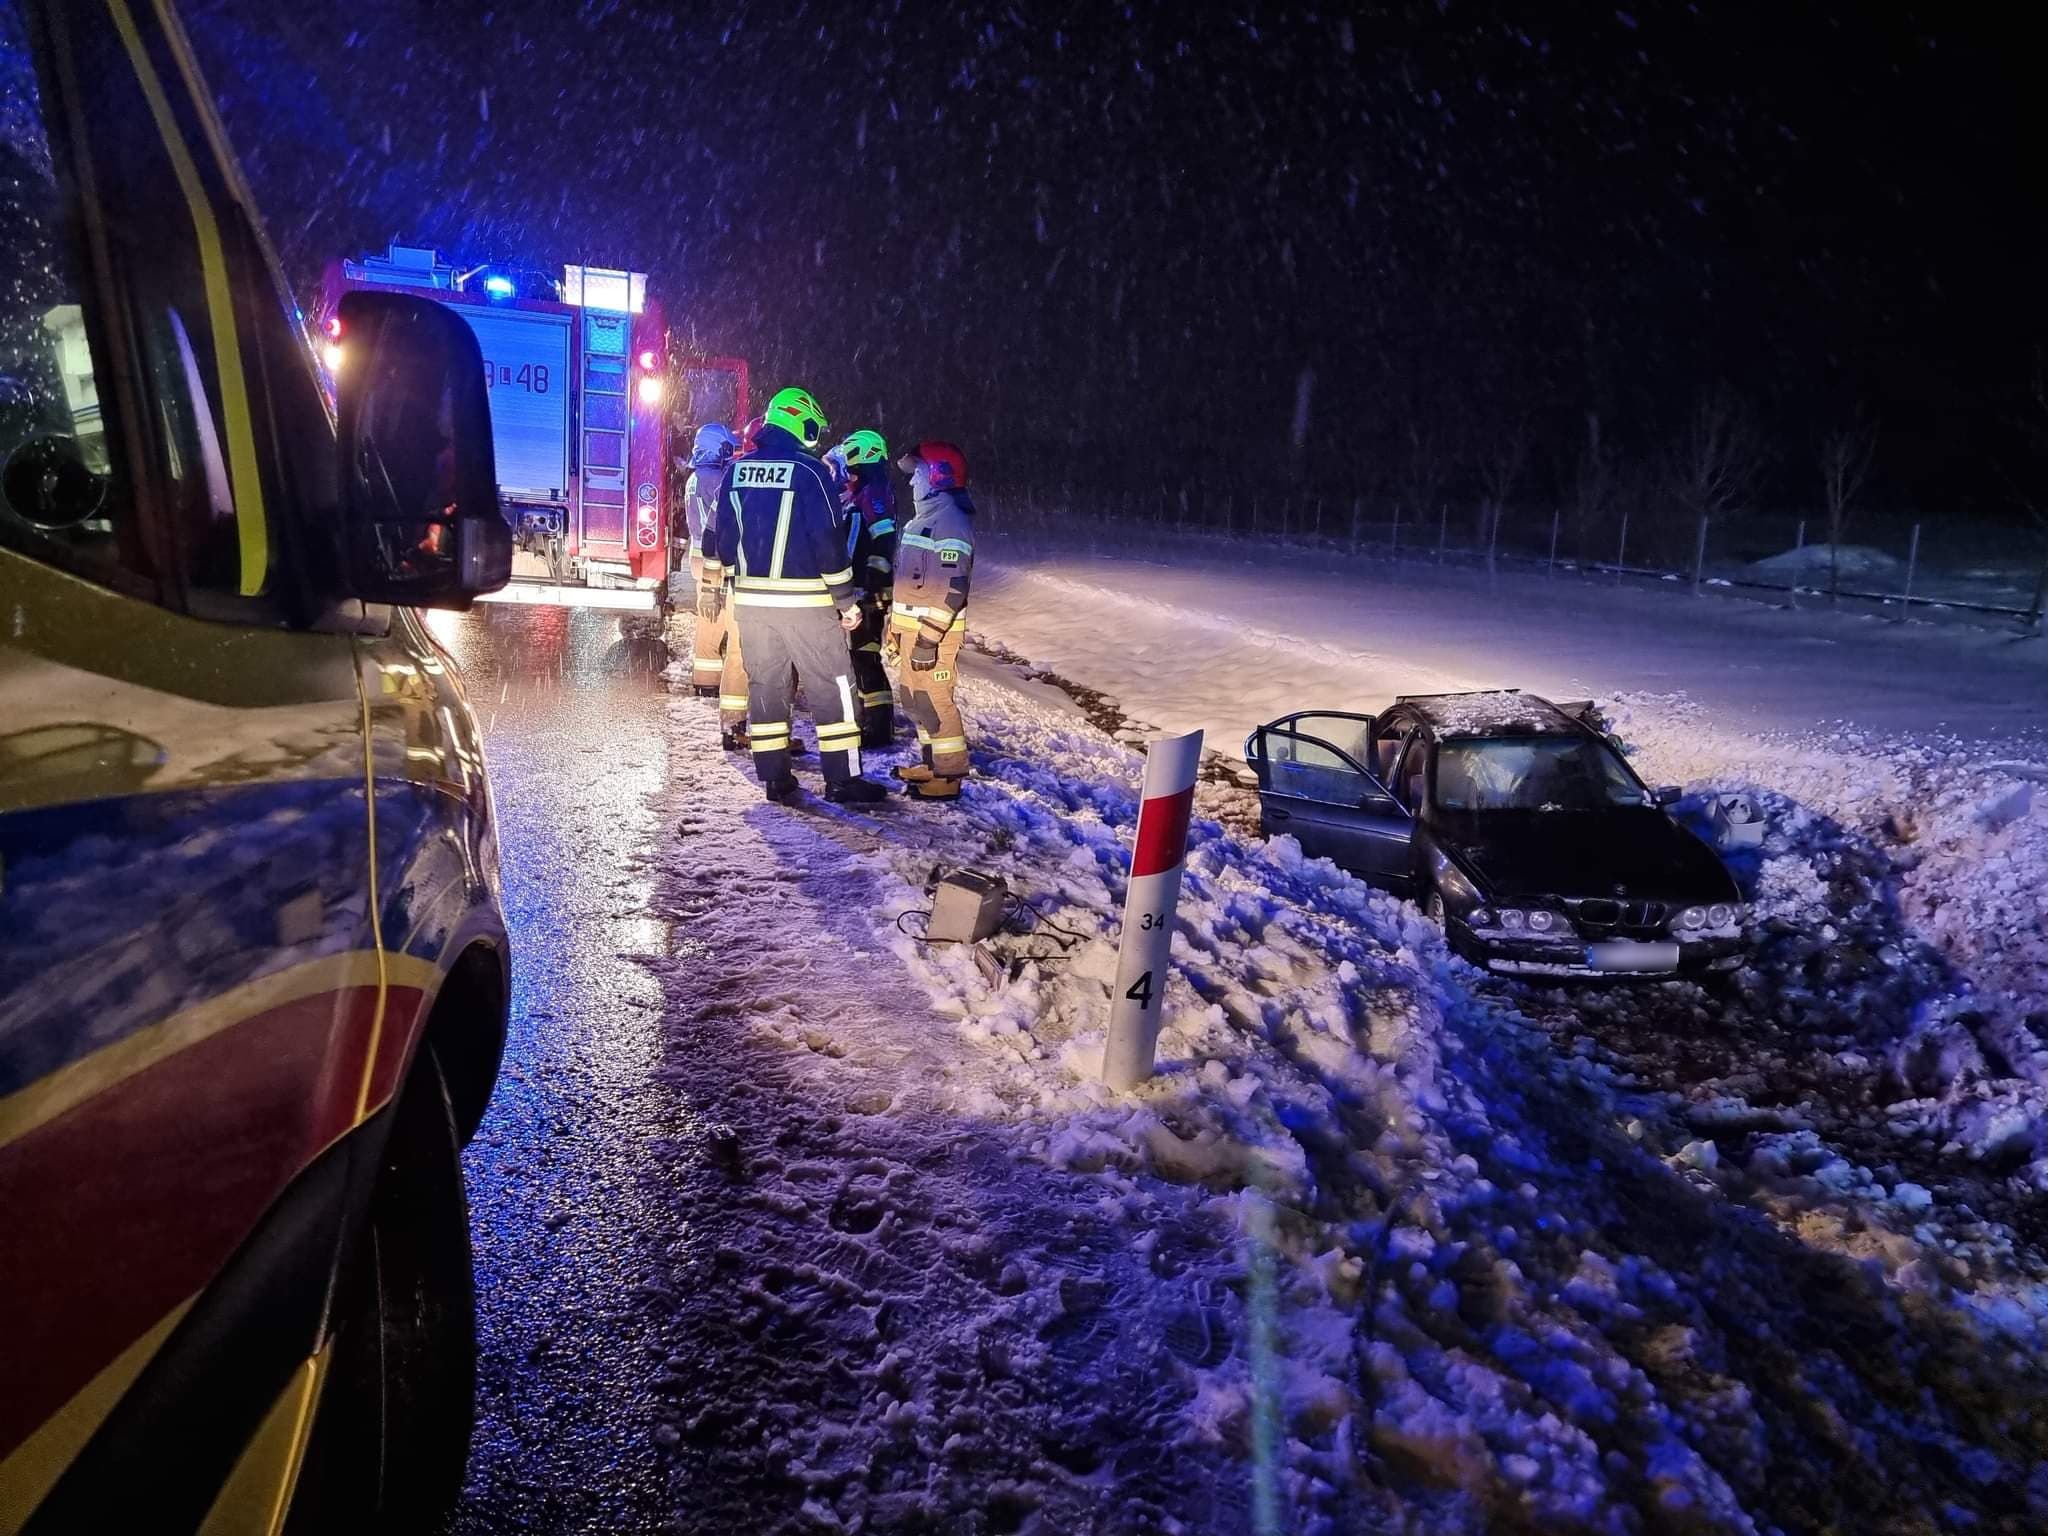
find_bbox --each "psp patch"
[939,549,961,564]
[732,461,794,490]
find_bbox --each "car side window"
[65,11,276,601]
[2,3,283,606]
[1290,714,1372,766]
[1394,735,1430,811]
[1374,721,1413,784]
[0,17,148,588]
[1265,730,1371,807]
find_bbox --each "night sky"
[187,1,2043,519]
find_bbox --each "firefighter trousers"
[691,558,737,702]
[735,603,864,786]
[891,614,969,784]
[850,601,894,746]
[716,614,750,731]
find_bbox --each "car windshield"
[1435,735,1645,812]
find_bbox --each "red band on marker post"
[1131,786,1196,878]
[1103,729,1204,1091]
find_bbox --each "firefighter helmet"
[840,429,888,466]
[739,414,766,454]
[764,386,828,451]
[896,440,968,491]
[692,422,737,465]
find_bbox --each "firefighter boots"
[826,777,889,806]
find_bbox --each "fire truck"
[321,245,747,609]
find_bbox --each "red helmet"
[739,414,766,454]
[899,439,968,491]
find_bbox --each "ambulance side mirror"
[332,291,510,609]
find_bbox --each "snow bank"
[886,545,2048,1529]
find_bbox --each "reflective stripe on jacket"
[890,486,975,641]
[684,463,726,555]
[706,424,858,609]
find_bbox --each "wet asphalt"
[427,602,692,1534]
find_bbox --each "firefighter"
[683,422,737,697]
[708,387,886,804]
[836,429,899,748]
[700,415,763,749]
[887,440,976,801]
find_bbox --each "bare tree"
[1478,419,1529,572]
[1819,415,1877,603]
[1668,388,1766,563]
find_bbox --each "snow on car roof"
[1396,691,1581,738]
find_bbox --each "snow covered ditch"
[753,652,2048,1532]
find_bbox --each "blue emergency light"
[482,274,517,299]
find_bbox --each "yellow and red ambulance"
[2,2,513,1529]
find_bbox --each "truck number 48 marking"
[481,360,550,393]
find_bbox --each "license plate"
[1586,941,1681,973]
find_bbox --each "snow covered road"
[969,539,2048,744]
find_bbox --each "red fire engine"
[321,245,747,609]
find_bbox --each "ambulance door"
[0,3,376,1528]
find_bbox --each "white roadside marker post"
[1102,729,1204,1091]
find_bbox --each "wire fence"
[975,484,2048,633]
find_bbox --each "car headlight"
[1673,904,1744,936]
[1499,908,1525,930]
[1526,909,1557,933]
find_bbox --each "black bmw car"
[1244,692,1747,979]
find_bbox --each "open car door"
[1244,712,1415,892]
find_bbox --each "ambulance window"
[0,6,151,589]
[56,9,271,601]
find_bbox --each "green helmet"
[764,386,828,451]
[840,429,888,466]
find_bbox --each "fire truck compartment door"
[458,307,572,500]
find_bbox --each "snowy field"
[637,543,2048,1533]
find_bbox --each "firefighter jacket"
[848,464,898,601]
[705,423,859,612]
[892,484,976,646]
[683,460,727,555]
